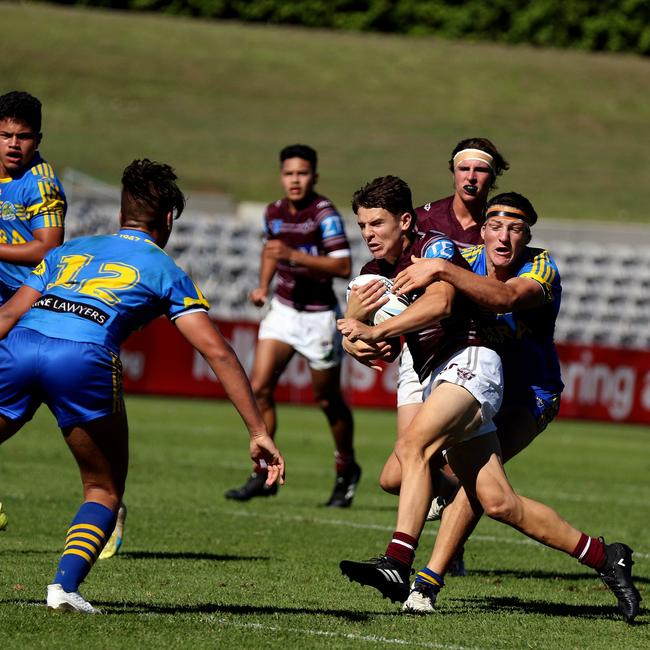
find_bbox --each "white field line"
[205,617,483,650]
[220,509,650,560]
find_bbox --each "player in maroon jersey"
[225,144,359,507]
[347,138,509,574]
[338,174,503,597]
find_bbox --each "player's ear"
[400,212,412,232]
[36,133,43,148]
[313,171,319,186]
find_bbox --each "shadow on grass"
[118,551,270,561]
[0,549,269,562]
[464,568,650,585]
[446,594,646,625]
[4,599,389,622]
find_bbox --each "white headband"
[453,148,494,171]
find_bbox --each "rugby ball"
[346,273,410,325]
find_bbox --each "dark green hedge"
[51,0,650,55]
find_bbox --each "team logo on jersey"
[456,366,476,381]
[270,219,284,235]
[0,202,17,221]
[423,238,455,260]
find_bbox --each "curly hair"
[0,91,42,133]
[448,137,509,189]
[121,159,185,226]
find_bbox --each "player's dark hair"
[121,159,185,227]
[352,175,417,230]
[0,91,42,133]
[280,144,318,172]
[448,137,509,188]
[486,192,538,226]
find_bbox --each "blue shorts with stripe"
[0,327,124,428]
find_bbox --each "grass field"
[0,395,648,648]
[2,3,650,222]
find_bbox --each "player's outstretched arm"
[174,311,285,485]
[0,285,42,339]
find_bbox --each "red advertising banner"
[121,317,650,424]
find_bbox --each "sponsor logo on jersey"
[270,219,283,235]
[32,294,110,325]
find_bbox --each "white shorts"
[423,346,503,442]
[396,344,426,407]
[258,298,342,370]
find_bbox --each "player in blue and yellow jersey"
[0,92,66,535]
[0,91,66,303]
[0,159,284,614]
[389,193,640,623]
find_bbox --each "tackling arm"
[393,257,544,312]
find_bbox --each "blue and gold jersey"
[0,153,66,291]
[19,228,209,354]
[462,244,564,395]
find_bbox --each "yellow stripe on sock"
[62,547,94,563]
[65,531,102,546]
[65,539,100,557]
[67,523,106,538]
[417,571,442,587]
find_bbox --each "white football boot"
[402,582,438,614]
[47,584,99,614]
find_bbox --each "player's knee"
[253,383,274,408]
[480,491,519,524]
[378,469,401,494]
[394,436,426,466]
[315,392,349,418]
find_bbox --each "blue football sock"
[415,566,445,592]
[53,501,117,592]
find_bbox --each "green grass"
[2,3,650,222]
[0,395,648,648]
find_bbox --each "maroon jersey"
[361,230,484,382]
[416,196,483,249]
[264,193,351,311]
